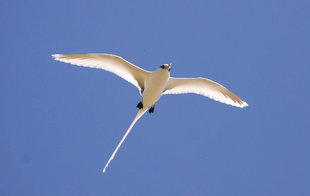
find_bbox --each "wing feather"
[52,53,151,92]
[162,77,248,108]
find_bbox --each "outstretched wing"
[162,77,248,108]
[52,53,151,93]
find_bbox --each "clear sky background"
[1,0,309,195]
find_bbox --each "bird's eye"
[168,68,171,71]
[160,65,165,69]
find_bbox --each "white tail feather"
[102,108,148,173]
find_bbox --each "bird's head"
[160,63,172,72]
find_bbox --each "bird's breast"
[142,70,169,107]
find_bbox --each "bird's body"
[142,66,170,110]
[52,53,248,173]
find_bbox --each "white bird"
[52,53,248,173]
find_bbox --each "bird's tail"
[102,107,148,173]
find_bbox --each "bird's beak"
[169,63,172,68]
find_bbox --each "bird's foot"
[136,102,143,109]
[148,106,155,114]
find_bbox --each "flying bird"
[52,53,248,173]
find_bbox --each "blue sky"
[1,0,309,195]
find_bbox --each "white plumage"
[52,54,150,94]
[52,53,248,173]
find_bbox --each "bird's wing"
[52,53,151,93]
[162,77,248,108]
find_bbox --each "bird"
[52,53,248,173]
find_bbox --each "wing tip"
[52,54,63,60]
[238,101,248,108]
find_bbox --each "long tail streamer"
[103,108,148,173]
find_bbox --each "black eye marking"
[168,68,171,71]
[160,65,165,69]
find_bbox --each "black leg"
[136,101,143,109]
[148,105,155,113]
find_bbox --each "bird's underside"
[52,53,248,108]
[52,53,248,173]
